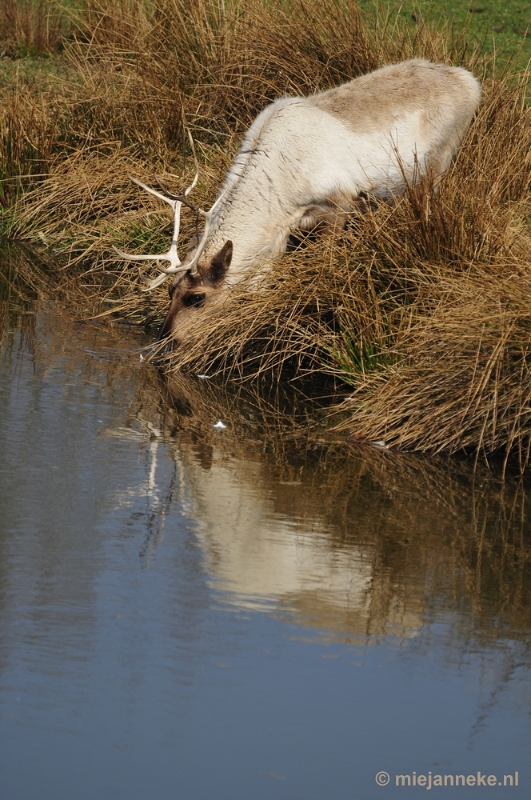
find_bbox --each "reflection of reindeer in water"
[137,373,424,637]
[127,371,531,642]
[117,60,481,345]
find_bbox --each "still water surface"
[0,295,530,799]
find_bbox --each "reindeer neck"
[199,154,292,280]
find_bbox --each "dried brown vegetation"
[2,0,531,468]
[0,0,70,57]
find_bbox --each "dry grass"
[0,0,71,57]
[0,78,62,205]
[3,0,531,468]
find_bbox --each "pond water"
[0,284,530,800]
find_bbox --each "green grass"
[360,0,531,68]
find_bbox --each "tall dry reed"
[0,0,70,56]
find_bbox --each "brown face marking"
[158,270,205,341]
[157,241,233,344]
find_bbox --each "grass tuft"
[2,0,531,468]
[0,0,71,57]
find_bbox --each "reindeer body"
[120,60,481,341]
[209,59,479,280]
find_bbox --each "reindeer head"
[157,240,233,343]
[114,136,232,345]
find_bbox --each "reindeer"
[116,59,481,343]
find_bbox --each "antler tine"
[142,265,190,292]
[154,128,200,203]
[152,170,227,277]
[185,127,200,196]
[127,175,178,209]
[187,188,228,275]
[125,173,185,260]
[115,171,192,289]
[154,177,200,215]
[117,131,216,285]
[112,246,191,291]
[112,246,181,268]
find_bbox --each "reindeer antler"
[113,174,193,291]
[154,129,228,277]
[154,177,201,214]
[184,189,228,275]
[114,130,198,290]
[114,130,226,288]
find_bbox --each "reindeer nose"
[157,320,173,343]
[155,327,178,360]
[157,292,183,342]
[157,310,175,343]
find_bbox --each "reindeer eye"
[183,293,205,308]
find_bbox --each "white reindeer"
[116,59,481,341]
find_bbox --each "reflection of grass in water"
[1,290,530,650]
[153,368,531,645]
[0,241,48,300]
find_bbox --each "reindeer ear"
[205,240,232,285]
